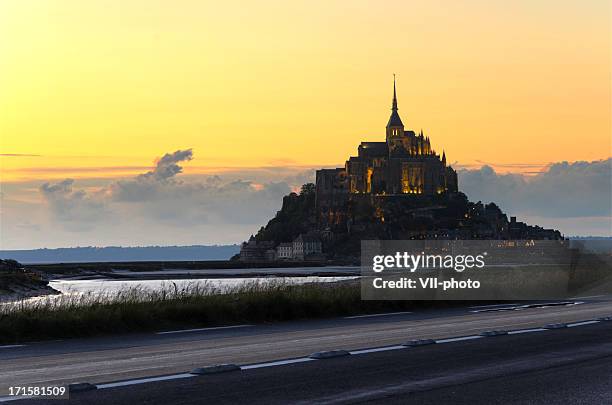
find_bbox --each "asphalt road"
[12,320,612,404]
[1,296,612,402]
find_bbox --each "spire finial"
[392,74,398,111]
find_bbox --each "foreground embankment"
[0,281,459,344]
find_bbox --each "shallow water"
[49,276,356,295]
[1,276,358,308]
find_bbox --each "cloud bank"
[38,149,293,231]
[1,152,609,249]
[39,179,108,230]
[458,159,611,218]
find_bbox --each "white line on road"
[436,335,482,343]
[344,311,412,319]
[536,301,584,309]
[156,324,254,335]
[468,303,518,309]
[470,301,584,313]
[97,373,195,389]
[567,320,600,328]
[350,345,405,355]
[0,345,26,349]
[508,328,547,335]
[470,307,522,313]
[241,358,316,370]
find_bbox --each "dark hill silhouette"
[253,183,562,260]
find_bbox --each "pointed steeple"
[392,74,398,111]
[387,74,404,129]
[442,150,446,165]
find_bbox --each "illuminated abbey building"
[243,79,563,261]
[316,79,458,223]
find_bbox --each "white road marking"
[97,373,195,389]
[508,328,547,334]
[436,335,482,343]
[470,307,522,313]
[241,358,315,369]
[344,311,412,319]
[570,295,607,300]
[567,320,600,328]
[536,301,584,309]
[468,303,518,309]
[0,345,26,349]
[350,345,405,355]
[156,324,254,335]
[471,301,584,313]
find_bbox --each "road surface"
[1,296,611,403]
[23,321,612,404]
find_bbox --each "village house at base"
[240,233,323,262]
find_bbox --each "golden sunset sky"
[1,0,610,182]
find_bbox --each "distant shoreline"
[28,259,324,271]
[23,260,358,281]
[0,245,241,264]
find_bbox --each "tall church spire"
[392,73,398,111]
[387,74,404,129]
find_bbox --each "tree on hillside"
[255,183,317,244]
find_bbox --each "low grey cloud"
[38,149,293,232]
[138,149,193,181]
[39,179,108,230]
[459,159,612,218]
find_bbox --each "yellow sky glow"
[1,0,610,182]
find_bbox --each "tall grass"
[0,281,424,344]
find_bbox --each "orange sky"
[1,0,610,182]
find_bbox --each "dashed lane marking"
[96,373,195,389]
[436,335,482,343]
[344,311,412,319]
[241,358,316,369]
[508,328,547,334]
[156,325,254,335]
[350,345,405,355]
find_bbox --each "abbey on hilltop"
[239,78,563,263]
[316,78,458,224]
